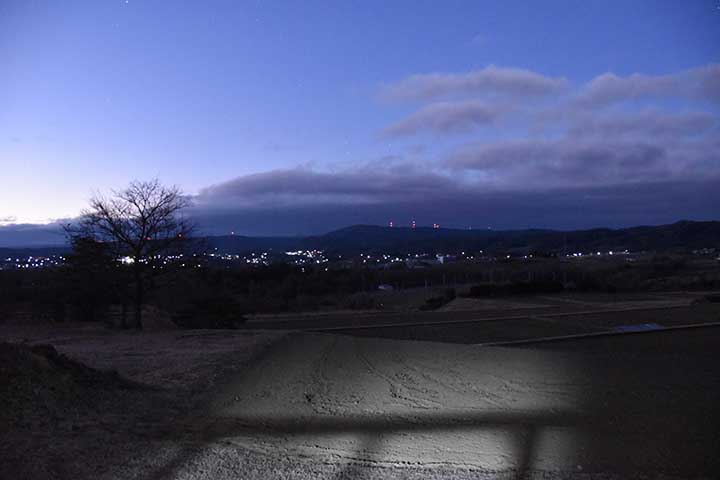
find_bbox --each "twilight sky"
[1,0,719,242]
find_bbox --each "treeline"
[4,180,719,331]
[2,253,718,328]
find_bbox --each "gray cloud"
[567,110,717,138]
[3,163,719,241]
[382,65,568,102]
[446,136,719,189]
[195,167,461,208]
[0,222,67,247]
[575,64,720,107]
[382,101,504,136]
[188,125,720,235]
[382,64,720,138]
[190,171,720,236]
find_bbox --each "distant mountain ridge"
[2,220,719,257]
[204,220,720,255]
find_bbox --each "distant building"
[435,254,457,264]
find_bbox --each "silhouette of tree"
[64,236,118,324]
[65,180,194,328]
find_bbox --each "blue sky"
[1,0,719,240]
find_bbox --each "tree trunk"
[120,300,128,329]
[133,267,143,329]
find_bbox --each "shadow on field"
[148,329,720,480]
[149,410,573,479]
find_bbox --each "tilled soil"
[2,324,719,479]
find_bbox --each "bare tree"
[66,180,194,329]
